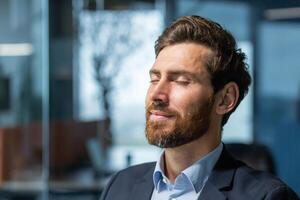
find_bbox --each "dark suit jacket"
[100,148,299,200]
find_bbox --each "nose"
[147,79,169,104]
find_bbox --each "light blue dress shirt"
[151,143,223,200]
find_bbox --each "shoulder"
[233,165,299,199]
[100,162,156,200]
[214,148,298,199]
[235,164,283,186]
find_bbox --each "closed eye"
[149,73,160,84]
[175,80,190,85]
[172,76,191,85]
[150,76,160,84]
[150,79,159,84]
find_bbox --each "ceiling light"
[0,43,33,57]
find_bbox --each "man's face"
[145,43,215,148]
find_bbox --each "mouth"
[149,110,175,121]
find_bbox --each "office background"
[0,0,299,199]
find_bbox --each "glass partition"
[0,0,48,199]
[47,1,164,199]
[256,21,300,195]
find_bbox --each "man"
[100,15,299,200]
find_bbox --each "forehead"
[152,43,213,74]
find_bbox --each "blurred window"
[256,21,300,193]
[76,10,163,169]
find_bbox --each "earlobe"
[215,82,239,115]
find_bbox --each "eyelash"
[175,80,190,85]
[150,79,159,83]
[149,77,191,86]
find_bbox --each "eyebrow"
[149,69,160,75]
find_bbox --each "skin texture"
[145,43,215,148]
[145,43,240,182]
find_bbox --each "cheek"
[170,89,210,113]
[170,91,199,112]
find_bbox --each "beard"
[145,96,215,148]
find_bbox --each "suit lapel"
[198,147,242,200]
[198,180,227,200]
[130,165,155,200]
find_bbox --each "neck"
[163,130,221,183]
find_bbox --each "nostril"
[153,100,164,106]
[152,99,168,108]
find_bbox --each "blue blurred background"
[0,0,299,199]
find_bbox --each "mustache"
[146,102,178,116]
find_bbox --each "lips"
[149,110,174,121]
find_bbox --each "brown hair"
[155,15,251,127]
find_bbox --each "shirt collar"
[153,151,168,191]
[152,143,223,193]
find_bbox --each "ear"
[215,82,239,115]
